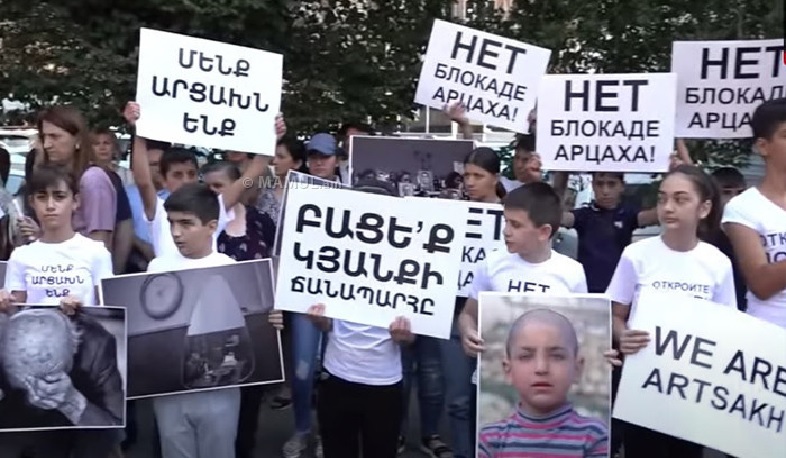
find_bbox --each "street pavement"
[124,391,726,458]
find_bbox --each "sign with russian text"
[414,19,551,133]
[406,198,505,297]
[672,40,785,139]
[536,73,677,173]
[135,28,283,154]
[613,292,786,458]
[274,186,466,339]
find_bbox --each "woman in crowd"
[91,127,134,273]
[38,106,117,251]
[202,161,276,262]
[280,133,345,458]
[256,136,306,224]
[454,147,507,458]
[91,128,133,185]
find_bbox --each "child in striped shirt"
[477,309,608,458]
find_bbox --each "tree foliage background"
[0,0,782,162]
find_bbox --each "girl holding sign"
[439,147,505,458]
[605,165,737,457]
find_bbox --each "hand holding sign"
[275,114,286,141]
[444,102,469,126]
[268,310,284,330]
[461,326,485,357]
[59,295,83,316]
[306,303,330,331]
[389,316,414,344]
[124,101,141,126]
[620,329,650,355]
[0,290,13,313]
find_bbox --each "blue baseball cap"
[306,133,337,156]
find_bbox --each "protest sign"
[672,40,785,138]
[274,186,466,339]
[405,198,504,297]
[272,171,347,256]
[135,28,283,154]
[613,292,786,458]
[477,293,612,441]
[349,136,475,198]
[536,73,677,173]
[414,19,551,133]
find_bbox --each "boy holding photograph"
[477,308,608,457]
[458,182,588,454]
[146,182,282,458]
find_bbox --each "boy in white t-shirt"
[459,182,588,355]
[457,182,587,452]
[723,98,786,329]
[122,101,285,258]
[0,164,118,458]
[145,182,265,458]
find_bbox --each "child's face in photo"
[503,320,583,415]
[167,211,216,257]
[502,208,551,256]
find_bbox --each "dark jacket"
[0,312,124,430]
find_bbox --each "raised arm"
[124,102,158,221]
[220,115,286,209]
[444,103,474,141]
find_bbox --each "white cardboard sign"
[414,19,551,133]
[672,40,785,139]
[536,73,677,173]
[135,28,283,154]
[614,292,786,458]
[274,186,467,339]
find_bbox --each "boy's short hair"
[711,166,746,189]
[160,147,198,177]
[163,183,220,224]
[505,308,579,358]
[514,134,536,153]
[502,182,562,237]
[145,139,171,152]
[28,164,79,196]
[592,171,624,182]
[200,162,241,181]
[750,98,786,140]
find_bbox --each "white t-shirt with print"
[147,251,235,273]
[468,249,588,299]
[323,319,402,386]
[722,188,786,327]
[468,249,587,385]
[147,195,234,258]
[5,234,112,306]
[148,251,240,415]
[606,236,736,318]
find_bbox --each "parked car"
[0,128,37,156]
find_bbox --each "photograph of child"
[477,292,612,458]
